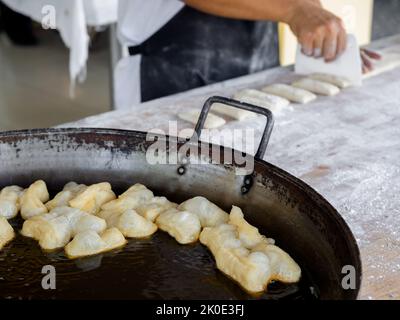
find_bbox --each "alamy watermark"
[41,265,56,290]
[145,122,257,175]
[341,265,356,290]
[41,5,56,30]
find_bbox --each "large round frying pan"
[0,97,361,300]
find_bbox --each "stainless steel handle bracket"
[179,96,275,194]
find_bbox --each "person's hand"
[360,49,381,74]
[286,1,347,62]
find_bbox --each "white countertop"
[63,34,400,300]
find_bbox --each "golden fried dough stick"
[20,180,49,219]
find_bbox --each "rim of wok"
[0,127,362,299]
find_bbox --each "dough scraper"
[295,34,362,86]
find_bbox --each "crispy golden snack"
[20,180,49,219]
[46,182,87,211]
[65,228,127,259]
[98,209,157,238]
[178,196,229,227]
[69,182,116,215]
[0,217,14,250]
[100,183,154,213]
[199,206,301,293]
[0,185,23,219]
[21,206,107,250]
[156,208,201,244]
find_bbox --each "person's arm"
[184,0,346,62]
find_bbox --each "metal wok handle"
[193,96,275,160]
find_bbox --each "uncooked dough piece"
[20,180,50,220]
[235,89,290,109]
[213,89,290,120]
[200,224,272,293]
[21,206,107,250]
[46,182,87,211]
[233,94,283,115]
[135,196,177,222]
[99,209,157,238]
[65,228,127,259]
[309,73,352,89]
[69,182,116,215]
[212,102,255,121]
[262,83,317,104]
[0,185,23,219]
[179,110,226,129]
[363,51,400,79]
[292,78,340,96]
[156,208,201,244]
[178,196,229,227]
[229,206,270,248]
[100,183,154,213]
[0,217,15,250]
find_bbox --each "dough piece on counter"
[69,182,116,215]
[135,196,177,222]
[156,208,201,244]
[46,182,87,211]
[65,228,127,259]
[229,206,269,248]
[0,185,23,219]
[200,224,271,293]
[21,206,107,250]
[212,102,255,121]
[179,110,226,129]
[212,89,290,120]
[363,51,400,79]
[99,209,157,238]
[292,78,340,96]
[262,83,317,104]
[234,89,290,109]
[232,94,282,115]
[100,183,154,214]
[309,73,352,89]
[178,196,229,227]
[0,217,15,250]
[20,180,50,220]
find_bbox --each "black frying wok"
[0,97,361,300]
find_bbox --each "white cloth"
[114,0,184,109]
[83,0,118,26]
[2,0,118,94]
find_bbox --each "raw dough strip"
[212,102,256,121]
[213,89,290,120]
[179,110,226,129]
[234,89,290,109]
[262,83,317,104]
[363,51,400,79]
[292,78,340,96]
[309,73,352,89]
